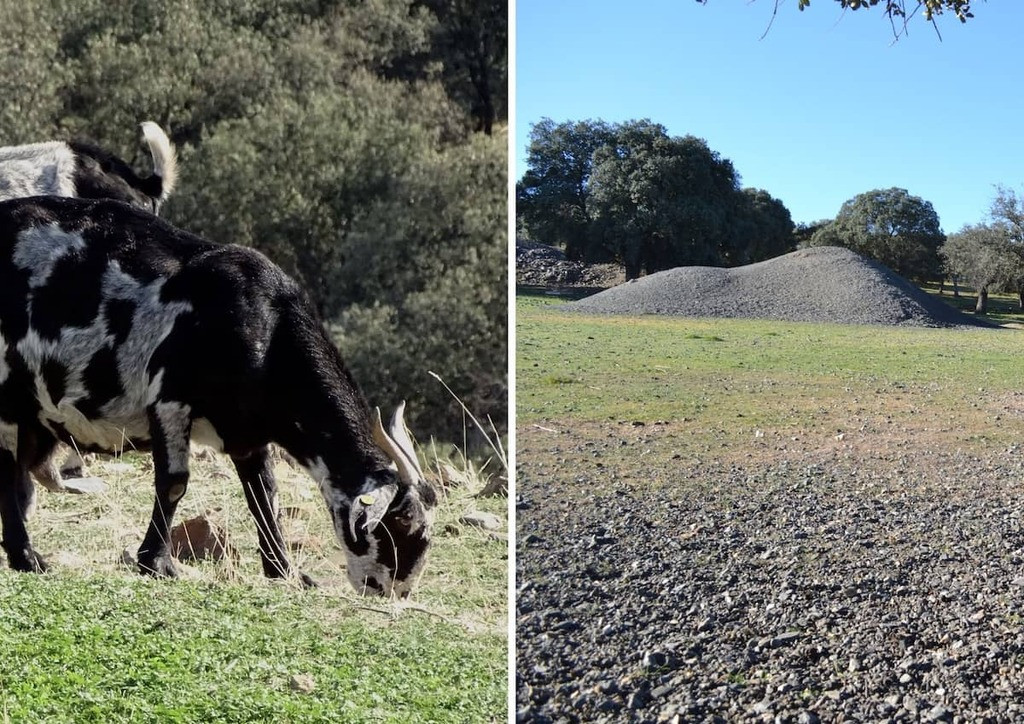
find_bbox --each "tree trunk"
[624,258,641,281]
[976,288,988,314]
[952,277,959,297]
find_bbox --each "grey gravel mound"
[568,246,992,328]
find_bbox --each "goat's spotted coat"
[0,196,436,597]
[0,122,179,486]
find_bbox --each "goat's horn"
[388,401,425,479]
[372,406,420,486]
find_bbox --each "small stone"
[627,690,651,709]
[59,477,108,494]
[170,515,235,562]
[642,651,670,670]
[459,511,502,531]
[771,631,801,648]
[289,673,316,693]
[924,705,953,722]
[651,683,673,699]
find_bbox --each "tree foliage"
[986,185,1024,306]
[940,223,1016,313]
[808,188,945,281]
[517,118,795,279]
[0,0,507,445]
[516,118,615,261]
[697,0,977,39]
[589,121,745,278]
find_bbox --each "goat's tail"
[140,121,178,202]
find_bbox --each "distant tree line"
[803,184,1024,316]
[805,188,946,282]
[517,118,795,280]
[0,0,507,445]
[940,187,1024,314]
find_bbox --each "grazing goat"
[0,122,177,214]
[0,122,178,487]
[0,196,437,598]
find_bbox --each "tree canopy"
[0,0,507,445]
[808,188,945,281]
[696,0,977,39]
[517,118,795,279]
[940,223,1016,313]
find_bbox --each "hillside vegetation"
[0,0,507,445]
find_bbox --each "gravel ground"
[567,247,991,328]
[516,441,1024,723]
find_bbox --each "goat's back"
[0,196,305,452]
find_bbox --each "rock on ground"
[516,239,624,289]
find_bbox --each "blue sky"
[514,1,1024,233]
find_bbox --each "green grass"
[0,448,506,723]
[0,574,502,724]
[920,281,1024,326]
[517,295,1024,454]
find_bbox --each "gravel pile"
[567,246,990,328]
[516,444,1024,723]
[517,239,624,288]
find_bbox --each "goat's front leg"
[233,447,316,588]
[138,402,192,578]
[1,424,55,572]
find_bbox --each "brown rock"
[170,514,236,562]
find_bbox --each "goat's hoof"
[299,572,318,589]
[138,553,178,579]
[6,546,48,573]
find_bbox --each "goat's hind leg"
[233,446,316,588]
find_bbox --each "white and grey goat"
[0,122,177,213]
[0,196,436,598]
[0,122,178,485]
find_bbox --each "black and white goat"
[0,122,177,214]
[0,196,437,598]
[0,123,178,487]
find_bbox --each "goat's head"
[331,403,437,599]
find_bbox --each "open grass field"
[921,282,1024,327]
[518,294,1024,464]
[0,447,507,723]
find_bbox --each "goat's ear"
[372,405,422,486]
[349,483,400,540]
